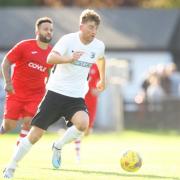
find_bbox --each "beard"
[39,34,52,43]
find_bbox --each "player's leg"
[74,137,81,162]
[17,100,40,145]
[0,119,17,134]
[74,96,97,161]
[16,119,31,145]
[3,91,61,178]
[55,111,88,148]
[74,108,96,160]
[6,92,59,169]
[3,126,44,178]
[52,110,89,168]
[74,110,91,163]
[52,96,89,168]
[85,96,98,135]
[0,98,22,134]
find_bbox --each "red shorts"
[3,96,42,120]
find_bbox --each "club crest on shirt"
[90,52,95,59]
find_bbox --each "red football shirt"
[88,64,100,91]
[6,39,52,100]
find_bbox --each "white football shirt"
[47,32,105,98]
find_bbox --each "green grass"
[0,131,180,180]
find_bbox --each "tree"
[138,0,180,8]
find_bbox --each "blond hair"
[80,9,101,26]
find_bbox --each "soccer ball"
[120,150,142,172]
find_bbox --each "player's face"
[80,21,98,43]
[37,22,53,43]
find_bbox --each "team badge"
[90,52,95,58]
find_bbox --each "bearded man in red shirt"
[0,17,53,144]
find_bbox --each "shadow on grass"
[45,168,180,180]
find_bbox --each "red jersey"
[88,64,100,91]
[6,39,52,100]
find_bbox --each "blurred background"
[0,0,180,132]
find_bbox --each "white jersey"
[47,32,105,98]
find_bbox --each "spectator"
[166,63,180,98]
[146,74,165,111]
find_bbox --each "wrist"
[67,56,74,63]
[100,78,105,83]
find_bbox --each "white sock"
[7,137,32,169]
[55,126,83,149]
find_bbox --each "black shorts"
[31,90,88,130]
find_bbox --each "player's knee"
[28,126,44,144]
[77,118,89,132]
[2,120,17,132]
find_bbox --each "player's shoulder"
[61,32,78,41]
[16,39,36,47]
[93,38,105,49]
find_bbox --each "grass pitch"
[0,130,180,180]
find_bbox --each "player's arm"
[1,57,14,93]
[96,57,106,92]
[44,68,52,84]
[47,51,83,65]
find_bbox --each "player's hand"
[4,82,14,94]
[96,80,106,92]
[70,51,84,62]
[90,88,99,96]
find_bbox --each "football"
[120,150,142,172]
